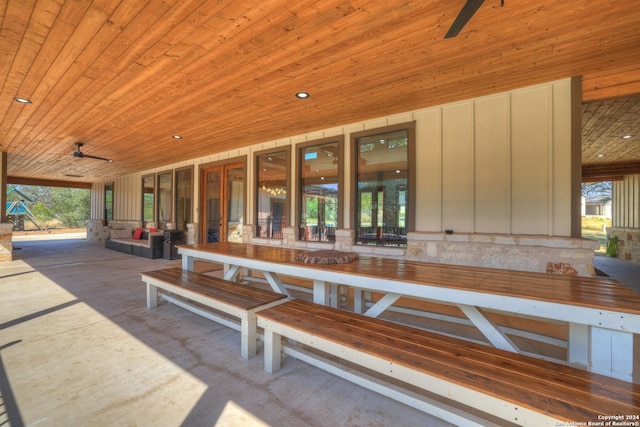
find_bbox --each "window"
[175,166,193,232]
[255,149,290,239]
[142,174,155,225]
[104,183,113,226]
[297,137,343,242]
[157,171,172,229]
[351,123,415,247]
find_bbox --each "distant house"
[582,196,612,218]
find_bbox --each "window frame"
[174,165,194,232]
[104,182,113,226]
[254,147,291,239]
[295,136,344,242]
[156,169,173,229]
[349,122,416,246]
[141,173,156,225]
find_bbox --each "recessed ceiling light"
[13,97,32,104]
[621,135,634,139]
[597,154,605,158]
[295,92,310,99]
[172,135,182,139]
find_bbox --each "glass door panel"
[175,167,193,232]
[201,161,245,243]
[205,169,221,243]
[226,166,245,242]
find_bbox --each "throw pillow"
[132,227,143,240]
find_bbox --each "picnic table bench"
[141,267,288,358]
[257,299,640,427]
[178,242,640,382]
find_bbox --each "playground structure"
[5,188,47,231]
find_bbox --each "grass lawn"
[582,216,611,255]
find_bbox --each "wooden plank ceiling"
[1,0,639,185]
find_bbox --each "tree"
[582,181,612,203]
[6,184,90,229]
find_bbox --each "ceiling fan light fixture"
[13,97,32,104]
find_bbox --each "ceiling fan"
[445,0,503,39]
[73,142,113,162]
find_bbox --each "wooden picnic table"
[178,241,640,382]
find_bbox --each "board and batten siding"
[90,181,105,221]
[609,174,640,263]
[93,77,581,239]
[613,174,640,229]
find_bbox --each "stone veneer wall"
[0,223,13,262]
[186,223,197,245]
[86,220,108,243]
[607,227,640,264]
[85,220,142,243]
[245,226,600,276]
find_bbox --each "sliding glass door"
[200,160,245,243]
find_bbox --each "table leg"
[313,280,329,305]
[182,255,194,271]
[353,288,365,313]
[568,323,589,367]
[590,327,633,382]
[329,284,339,308]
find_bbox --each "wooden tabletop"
[178,242,640,315]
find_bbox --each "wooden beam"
[7,176,92,189]
[582,161,640,182]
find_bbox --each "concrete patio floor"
[1,238,454,427]
[3,237,640,427]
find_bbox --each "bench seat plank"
[257,299,640,425]
[143,268,287,310]
[142,267,287,359]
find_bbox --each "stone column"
[86,219,108,243]
[0,152,12,261]
[0,223,13,262]
[334,229,355,252]
[0,152,6,224]
[186,223,197,244]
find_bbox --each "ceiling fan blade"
[72,142,112,162]
[445,0,485,39]
[83,153,113,162]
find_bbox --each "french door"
[200,160,245,243]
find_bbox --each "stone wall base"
[245,227,600,277]
[0,223,13,262]
[607,227,640,264]
[405,232,599,277]
[86,220,108,243]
